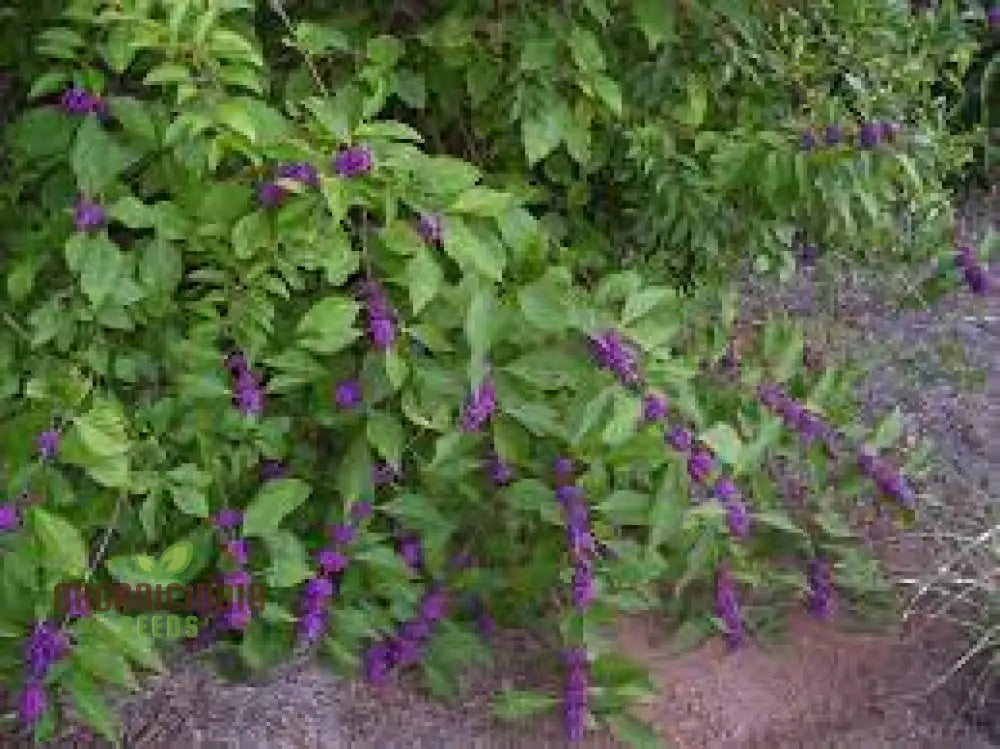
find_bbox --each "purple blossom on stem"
[233,370,265,416]
[372,461,398,487]
[351,500,373,520]
[485,453,514,487]
[824,124,842,146]
[562,651,589,742]
[588,330,641,386]
[0,504,19,532]
[258,459,288,482]
[224,351,249,377]
[225,538,249,565]
[461,378,496,432]
[642,392,669,422]
[666,426,693,453]
[329,523,356,545]
[554,456,575,482]
[807,557,836,619]
[257,182,286,208]
[61,87,101,116]
[857,122,880,149]
[399,534,423,570]
[419,588,448,622]
[36,430,60,460]
[316,548,349,575]
[297,573,335,645]
[989,5,1000,27]
[417,213,443,246]
[556,485,583,507]
[362,280,398,350]
[686,449,715,484]
[214,509,244,530]
[726,499,750,538]
[800,130,816,151]
[74,197,106,232]
[334,144,373,178]
[18,681,46,727]
[24,621,68,679]
[276,161,319,188]
[363,642,392,683]
[334,378,362,409]
[571,563,595,609]
[714,568,744,651]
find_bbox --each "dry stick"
[267,0,329,99]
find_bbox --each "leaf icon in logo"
[134,555,156,572]
[158,540,194,574]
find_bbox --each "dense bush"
[0,0,989,746]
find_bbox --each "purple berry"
[334,378,362,409]
[0,504,19,532]
[334,144,373,178]
[666,426,693,453]
[257,182,286,208]
[74,197,106,232]
[642,392,669,422]
[213,509,244,530]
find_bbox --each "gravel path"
[6,192,998,748]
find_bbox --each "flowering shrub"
[0,0,974,745]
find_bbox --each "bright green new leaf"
[296,296,361,354]
[492,689,559,720]
[242,479,312,536]
[263,531,312,588]
[700,423,742,467]
[31,507,88,578]
[71,116,138,195]
[406,250,442,314]
[367,412,404,467]
[442,217,505,281]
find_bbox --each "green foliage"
[0,0,971,745]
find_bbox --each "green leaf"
[450,187,513,217]
[502,479,563,525]
[109,196,155,228]
[73,401,129,457]
[492,689,559,720]
[367,413,404,467]
[263,531,312,588]
[442,217,505,281]
[71,116,138,195]
[31,508,88,578]
[242,479,312,536]
[66,669,122,743]
[592,74,622,116]
[406,250,442,314]
[384,349,408,390]
[598,490,650,526]
[168,484,208,518]
[338,435,373,500]
[603,391,642,446]
[296,296,361,354]
[648,463,684,550]
[90,613,164,672]
[568,26,605,71]
[518,272,572,333]
[606,713,665,748]
[870,407,903,450]
[753,509,806,537]
[700,423,742,467]
[465,284,498,357]
[571,386,615,444]
[522,101,569,166]
[79,235,123,308]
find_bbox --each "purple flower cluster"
[714,477,750,538]
[224,350,266,416]
[74,197,106,233]
[801,122,901,151]
[19,621,69,726]
[334,378,363,409]
[372,461,399,487]
[213,508,244,530]
[61,87,106,117]
[397,533,423,570]
[218,569,254,631]
[686,448,715,485]
[556,477,596,612]
[258,458,288,482]
[461,377,496,432]
[363,588,448,683]
[0,503,19,532]
[36,430,60,461]
[334,144,373,178]
[756,383,839,453]
[361,280,398,350]
[417,213,443,246]
[588,330,641,386]
[665,426,693,453]
[484,451,514,487]
[956,245,990,295]
[856,446,915,509]
[714,568,744,651]
[989,5,1000,27]
[806,557,836,619]
[297,576,334,645]
[563,647,589,741]
[642,392,669,422]
[257,161,320,209]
